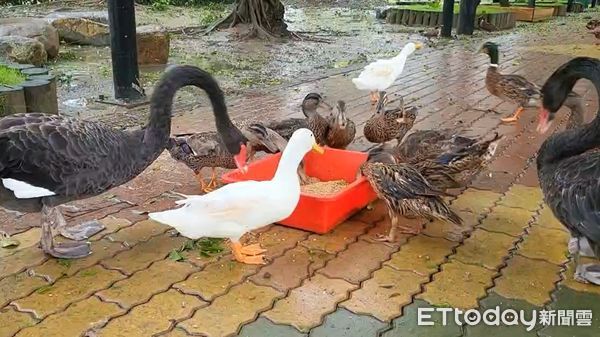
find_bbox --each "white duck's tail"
[148,200,201,238]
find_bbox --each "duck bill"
[414,42,423,50]
[312,143,325,154]
[536,107,553,134]
[318,100,333,111]
[234,144,249,173]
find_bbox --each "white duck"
[352,42,422,104]
[149,128,324,264]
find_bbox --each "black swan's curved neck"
[142,66,244,157]
[537,57,600,166]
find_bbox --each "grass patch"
[396,4,511,14]
[0,65,26,86]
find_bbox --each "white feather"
[2,178,56,198]
[352,42,418,92]
[148,128,318,241]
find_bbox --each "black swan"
[536,57,600,285]
[0,66,247,259]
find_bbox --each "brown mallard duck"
[479,42,542,123]
[325,100,356,149]
[360,149,463,241]
[363,91,418,144]
[303,93,333,145]
[413,132,502,191]
[167,124,280,192]
[393,129,479,164]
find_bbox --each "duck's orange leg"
[206,168,218,190]
[501,107,524,123]
[195,172,208,191]
[230,241,266,264]
[370,91,379,105]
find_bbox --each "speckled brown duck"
[363,91,418,144]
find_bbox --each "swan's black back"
[0,113,144,201]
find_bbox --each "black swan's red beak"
[234,144,248,173]
[537,107,553,134]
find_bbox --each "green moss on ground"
[0,65,26,86]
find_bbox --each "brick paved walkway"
[1,15,600,337]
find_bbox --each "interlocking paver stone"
[250,225,308,258]
[382,299,462,337]
[301,221,369,254]
[180,281,282,337]
[12,265,124,319]
[309,308,387,337]
[250,245,333,292]
[97,259,196,308]
[498,185,543,212]
[493,255,562,306]
[31,239,126,281]
[385,235,458,276]
[0,271,47,307]
[106,219,168,245]
[264,274,358,332]
[0,306,38,337]
[0,247,46,279]
[0,228,41,258]
[534,207,567,231]
[319,240,395,284]
[160,328,192,337]
[479,205,534,237]
[237,317,307,337]
[98,289,206,337]
[518,226,569,265]
[341,266,427,321]
[15,296,124,337]
[95,216,133,240]
[102,233,187,274]
[352,200,387,223]
[175,260,259,301]
[451,188,502,215]
[454,229,517,270]
[418,260,495,309]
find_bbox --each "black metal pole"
[591,0,596,8]
[107,0,144,101]
[566,0,574,12]
[527,0,536,8]
[441,0,455,38]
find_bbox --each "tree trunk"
[210,0,289,39]
[441,0,455,37]
[457,0,480,35]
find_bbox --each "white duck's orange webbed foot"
[240,243,267,256]
[370,91,378,104]
[230,241,267,265]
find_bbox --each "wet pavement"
[1,7,600,337]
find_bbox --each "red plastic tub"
[221,147,377,234]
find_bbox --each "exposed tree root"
[203,0,329,42]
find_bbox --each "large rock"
[50,17,110,46]
[136,25,170,65]
[0,18,59,59]
[45,10,109,24]
[0,36,47,66]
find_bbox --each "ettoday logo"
[417,307,593,331]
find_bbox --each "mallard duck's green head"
[479,42,499,65]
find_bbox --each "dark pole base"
[441,0,455,38]
[107,0,145,101]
